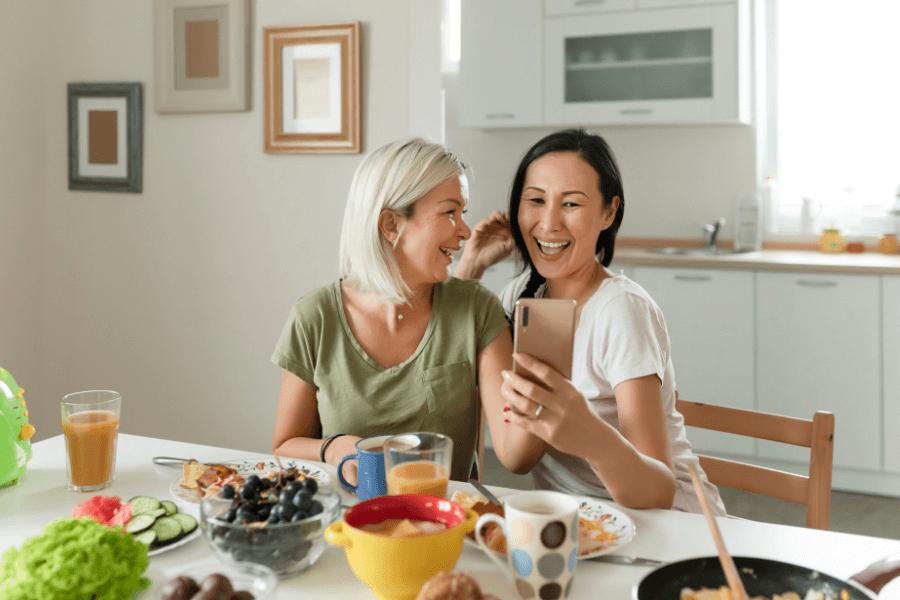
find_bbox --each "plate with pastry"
[170,458,331,504]
[452,489,635,559]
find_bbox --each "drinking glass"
[383,432,452,498]
[61,390,121,492]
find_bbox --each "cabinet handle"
[621,109,653,115]
[574,0,606,4]
[796,280,838,288]
[674,275,711,282]
[485,113,515,120]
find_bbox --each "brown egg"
[193,573,234,599]
[158,576,200,600]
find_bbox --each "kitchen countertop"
[613,248,900,275]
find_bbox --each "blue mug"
[337,435,391,500]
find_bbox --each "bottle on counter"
[820,228,846,253]
[880,233,899,255]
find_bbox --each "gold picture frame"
[263,22,362,154]
[153,0,249,113]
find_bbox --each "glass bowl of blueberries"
[200,467,341,579]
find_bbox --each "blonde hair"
[339,138,465,305]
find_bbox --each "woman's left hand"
[501,353,600,457]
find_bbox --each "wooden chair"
[676,395,835,530]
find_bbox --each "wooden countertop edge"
[614,239,900,275]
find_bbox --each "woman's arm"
[477,329,548,474]
[582,375,676,509]
[272,370,361,470]
[502,354,676,510]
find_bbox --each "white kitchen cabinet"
[638,0,733,7]
[544,3,750,125]
[458,0,542,128]
[634,267,755,456]
[545,0,636,17]
[884,277,900,473]
[756,272,881,471]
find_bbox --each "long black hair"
[509,129,625,299]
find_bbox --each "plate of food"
[171,459,331,504]
[452,490,636,560]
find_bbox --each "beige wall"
[0,1,48,434]
[5,0,439,454]
[444,72,759,240]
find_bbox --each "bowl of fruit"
[200,467,341,579]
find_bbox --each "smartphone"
[513,298,577,381]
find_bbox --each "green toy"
[1,367,33,488]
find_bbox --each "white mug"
[475,491,579,600]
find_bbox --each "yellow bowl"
[325,494,477,600]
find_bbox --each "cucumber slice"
[133,530,157,547]
[144,507,167,520]
[125,513,157,534]
[128,496,161,515]
[161,500,177,516]
[152,516,183,544]
[171,513,197,535]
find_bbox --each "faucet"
[700,218,726,249]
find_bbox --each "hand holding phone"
[512,299,576,382]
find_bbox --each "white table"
[3,434,900,599]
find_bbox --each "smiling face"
[517,152,618,283]
[391,176,471,290]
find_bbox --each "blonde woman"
[271,138,540,486]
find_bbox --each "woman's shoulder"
[588,272,667,328]
[286,280,341,321]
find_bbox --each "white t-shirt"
[499,267,727,516]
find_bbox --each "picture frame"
[153,0,249,113]
[67,82,143,193]
[263,22,362,154]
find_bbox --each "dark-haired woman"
[456,129,725,514]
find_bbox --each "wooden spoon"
[688,462,750,600]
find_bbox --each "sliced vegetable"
[152,516,183,543]
[124,513,157,534]
[133,530,157,547]
[128,496,161,516]
[171,513,197,535]
[161,500,177,516]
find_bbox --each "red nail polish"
[503,406,510,412]
[504,418,509,423]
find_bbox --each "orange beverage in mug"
[386,460,449,497]
[383,432,453,499]
[61,390,121,492]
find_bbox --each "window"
[765,0,900,236]
[441,0,461,73]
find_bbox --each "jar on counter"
[820,229,846,253]
[880,233,900,254]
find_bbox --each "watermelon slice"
[108,501,133,527]
[72,495,123,525]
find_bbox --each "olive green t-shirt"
[271,277,509,481]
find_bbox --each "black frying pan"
[633,555,900,600]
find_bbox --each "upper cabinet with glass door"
[545,2,751,125]
[458,0,750,128]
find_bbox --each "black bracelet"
[319,433,347,463]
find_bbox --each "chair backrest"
[676,395,835,530]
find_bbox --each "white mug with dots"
[475,491,579,600]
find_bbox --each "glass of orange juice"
[383,432,452,498]
[61,390,121,492]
